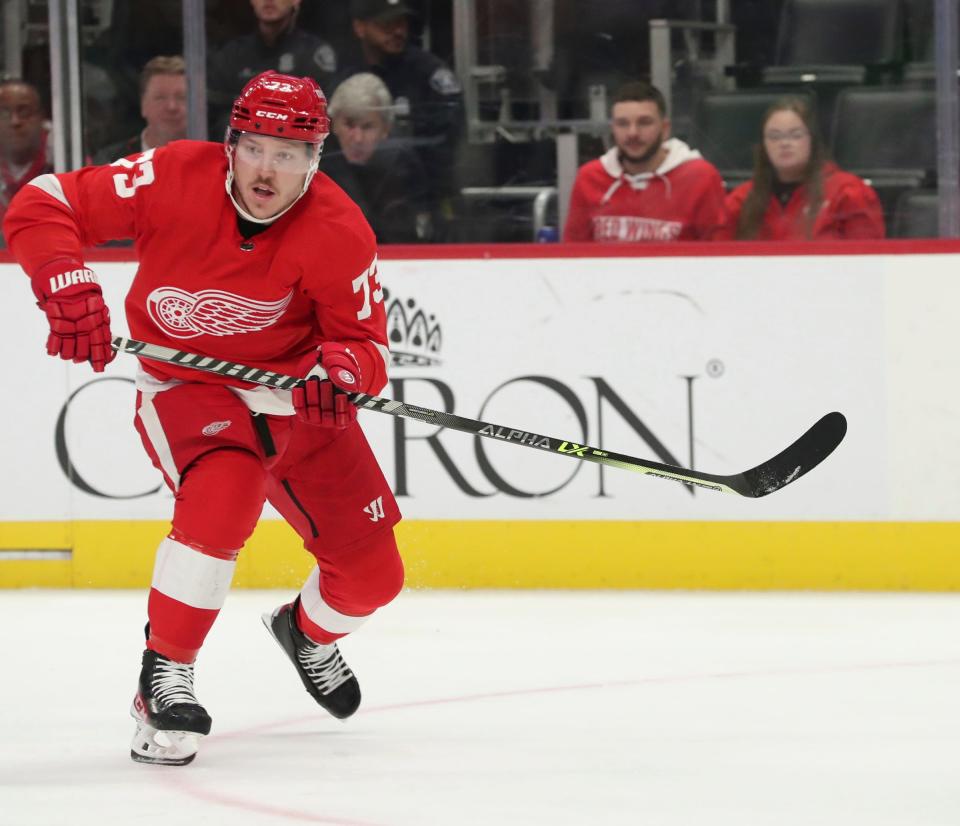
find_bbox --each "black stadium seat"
[762,0,903,85]
[892,189,939,238]
[831,87,936,182]
[831,87,936,228]
[901,0,960,84]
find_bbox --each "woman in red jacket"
[721,97,885,240]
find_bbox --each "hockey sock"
[296,567,371,644]
[146,536,238,662]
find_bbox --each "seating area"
[451,0,953,241]
[3,0,955,242]
[674,0,951,239]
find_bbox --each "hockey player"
[3,71,403,765]
[563,81,726,242]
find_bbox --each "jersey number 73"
[111,148,157,199]
[352,257,383,321]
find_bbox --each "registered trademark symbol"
[706,359,725,378]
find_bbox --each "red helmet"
[229,71,330,144]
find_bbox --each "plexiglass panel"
[9,0,958,243]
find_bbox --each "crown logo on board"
[384,289,442,367]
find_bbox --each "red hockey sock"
[146,536,238,663]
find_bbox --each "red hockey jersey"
[719,163,885,241]
[3,141,389,411]
[562,139,727,242]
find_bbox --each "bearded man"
[563,81,726,242]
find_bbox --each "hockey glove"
[292,343,361,428]
[32,263,115,373]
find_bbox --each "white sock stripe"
[299,567,370,634]
[137,392,181,490]
[152,538,236,610]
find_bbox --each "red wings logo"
[146,287,293,339]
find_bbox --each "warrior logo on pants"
[363,496,385,522]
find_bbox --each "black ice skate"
[261,599,361,719]
[129,649,212,766]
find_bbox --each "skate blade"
[130,721,201,766]
[261,610,282,644]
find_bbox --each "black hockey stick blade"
[723,411,847,497]
[111,336,847,498]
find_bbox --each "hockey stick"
[111,336,846,498]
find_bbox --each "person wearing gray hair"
[323,72,436,242]
[330,73,394,125]
[328,73,395,165]
[336,0,463,199]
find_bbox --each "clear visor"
[233,131,320,175]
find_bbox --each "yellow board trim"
[2,520,960,590]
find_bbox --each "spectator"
[92,56,187,165]
[324,73,435,243]
[563,81,726,242]
[0,79,51,231]
[208,0,337,131]
[338,0,463,197]
[721,97,885,240]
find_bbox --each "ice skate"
[129,649,212,766]
[262,598,361,719]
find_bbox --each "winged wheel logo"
[146,287,293,339]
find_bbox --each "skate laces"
[297,641,353,695]
[152,658,200,707]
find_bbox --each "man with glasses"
[563,81,726,242]
[0,78,51,235]
[3,71,402,766]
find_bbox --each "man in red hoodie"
[563,81,726,242]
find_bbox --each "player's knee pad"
[172,448,266,551]
[310,529,404,615]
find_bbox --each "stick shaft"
[111,336,845,498]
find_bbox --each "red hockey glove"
[292,343,362,428]
[32,263,115,373]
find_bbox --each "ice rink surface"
[3,589,960,826]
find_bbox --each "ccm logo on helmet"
[256,110,288,120]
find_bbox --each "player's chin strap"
[223,133,322,225]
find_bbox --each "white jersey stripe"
[299,567,370,634]
[136,392,181,490]
[28,174,71,209]
[151,537,236,610]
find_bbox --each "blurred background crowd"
[0,0,955,244]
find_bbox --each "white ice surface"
[2,590,960,826]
